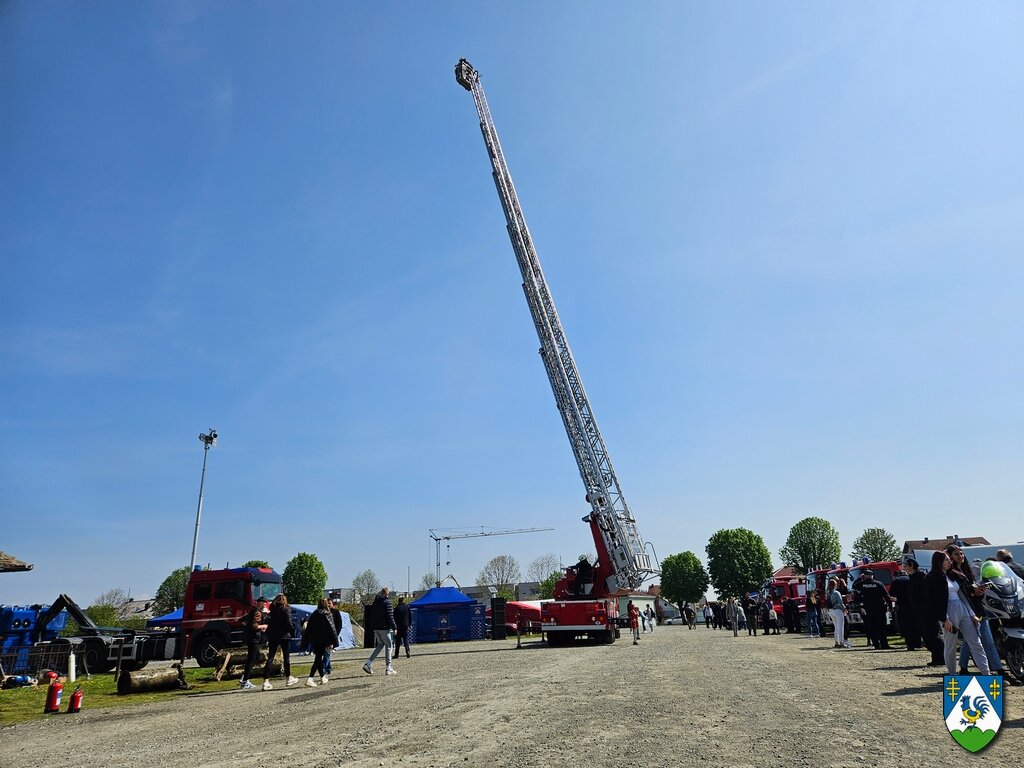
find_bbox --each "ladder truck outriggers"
[455,59,658,645]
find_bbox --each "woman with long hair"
[301,598,338,687]
[924,550,990,676]
[262,594,298,690]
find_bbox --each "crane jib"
[454,59,657,589]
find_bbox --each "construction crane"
[429,527,554,588]
[455,59,658,643]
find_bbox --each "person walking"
[702,603,713,628]
[320,598,343,679]
[827,579,851,649]
[302,598,338,687]
[907,558,944,666]
[393,596,412,659]
[644,605,656,634]
[363,587,397,675]
[924,550,990,676]
[262,594,298,690]
[856,570,892,649]
[239,597,269,690]
[725,597,739,637]
[628,600,641,644]
[888,567,920,651]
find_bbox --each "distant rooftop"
[903,535,990,552]
[0,550,33,573]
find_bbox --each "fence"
[0,644,86,678]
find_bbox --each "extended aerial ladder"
[455,59,658,642]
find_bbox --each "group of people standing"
[809,546,1022,685]
[626,601,657,644]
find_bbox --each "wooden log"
[117,663,186,695]
[212,647,280,681]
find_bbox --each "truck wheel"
[83,640,112,674]
[600,629,615,644]
[193,634,225,667]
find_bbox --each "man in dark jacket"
[888,568,920,651]
[856,570,892,649]
[996,549,1024,580]
[393,596,412,659]
[363,587,397,675]
[239,597,269,690]
[906,559,943,666]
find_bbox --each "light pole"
[189,428,217,572]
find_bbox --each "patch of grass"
[0,663,314,727]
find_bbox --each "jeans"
[959,617,1002,672]
[310,646,329,679]
[242,641,260,681]
[807,611,820,637]
[395,627,411,657]
[367,629,393,668]
[945,600,990,675]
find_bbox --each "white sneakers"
[320,675,328,684]
[285,676,299,687]
[304,678,317,688]
[362,663,373,675]
[385,667,397,675]
[261,680,272,691]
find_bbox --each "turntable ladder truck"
[455,59,658,644]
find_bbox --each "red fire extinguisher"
[44,677,63,714]
[67,685,83,713]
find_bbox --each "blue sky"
[2,3,1023,604]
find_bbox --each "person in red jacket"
[627,601,640,645]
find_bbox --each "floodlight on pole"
[189,428,217,572]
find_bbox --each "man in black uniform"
[906,558,943,666]
[393,596,412,659]
[887,567,920,651]
[856,570,892,649]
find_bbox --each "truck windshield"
[851,568,893,587]
[253,581,282,602]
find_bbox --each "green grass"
[0,662,314,727]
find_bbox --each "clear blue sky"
[3,3,1023,604]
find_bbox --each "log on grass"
[213,647,281,681]
[118,664,186,695]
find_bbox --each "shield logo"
[943,675,1004,752]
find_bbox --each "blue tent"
[409,587,485,643]
[146,607,182,628]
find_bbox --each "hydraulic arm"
[455,59,656,595]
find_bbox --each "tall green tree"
[282,552,328,605]
[659,552,710,606]
[779,517,842,575]
[152,567,191,614]
[849,527,901,563]
[242,559,271,569]
[705,528,773,599]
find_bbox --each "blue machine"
[0,605,69,674]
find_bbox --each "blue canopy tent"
[409,587,485,643]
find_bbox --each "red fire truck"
[760,576,807,628]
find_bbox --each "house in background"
[0,551,33,573]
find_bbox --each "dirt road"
[1,626,1018,767]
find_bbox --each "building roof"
[0,550,33,573]
[773,565,799,579]
[903,536,990,553]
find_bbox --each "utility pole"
[189,428,217,572]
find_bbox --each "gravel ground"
[1,626,1019,767]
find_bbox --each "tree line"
[659,519,903,608]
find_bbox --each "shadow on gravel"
[1002,718,1023,729]
[405,643,550,657]
[278,683,373,704]
[880,683,941,697]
